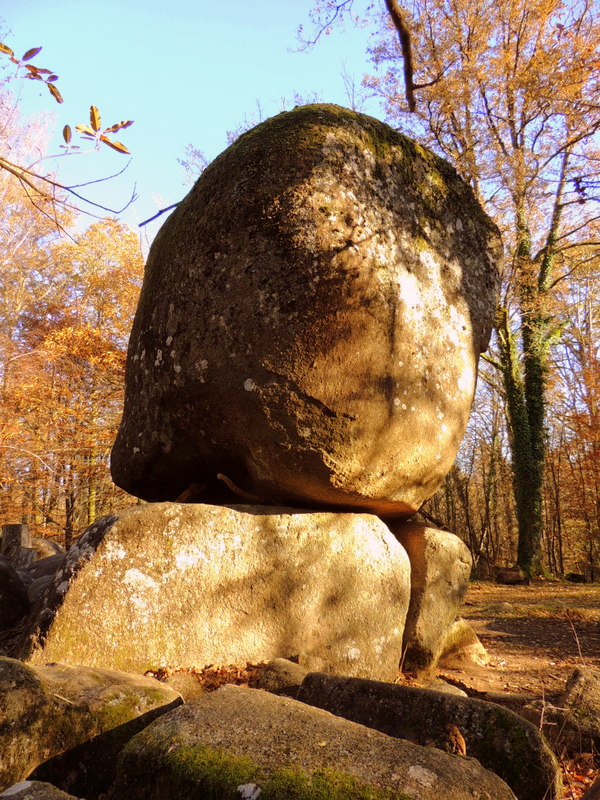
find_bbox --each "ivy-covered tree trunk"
[497,164,566,576]
[496,307,544,575]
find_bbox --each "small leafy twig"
[70,105,133,154]
[0,42,63,102]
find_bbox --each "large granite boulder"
[297,673,562,800]
[19,504,410,680]
[111,103,502,516]
[112,684,517,800]
[0,657,180,794]
[388,521,472,672]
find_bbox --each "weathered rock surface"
[257,658,309,696]
[111,103,502,515]
[560,666,600,748]
[20,504,410,680]
[0,657,181,794]
[524,666,600,752]
[30,540,64,561]
[113,684,517,800]
[0,782,81,800]
[388,522,472,672]
[437,617,489,668]
[297,672,562,800]
[27,555,65,583]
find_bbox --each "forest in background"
[0,0,598,577]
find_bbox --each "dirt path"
[437,581,600,701]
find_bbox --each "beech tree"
[0,218,143,545]
[307,0,600,574]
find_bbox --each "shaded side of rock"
[27,556,65,583]
[297,672,562,800]
[0,557,30,629]
[111,103,502,516]
[0,656,180,794]
[22,504,410,681]
[387,522,472,672]
[113,684,516,800]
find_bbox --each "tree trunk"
[496,307,544,575]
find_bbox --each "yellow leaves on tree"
[0,218,144,546]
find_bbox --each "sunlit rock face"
[111,104,502,515]
[23,503,411,681]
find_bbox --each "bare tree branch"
[139,203,180,227]
[383,0,417,111]
[0,155,137,216]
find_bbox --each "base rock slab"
[21,504,410,680]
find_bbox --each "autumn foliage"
[0,210,144,546]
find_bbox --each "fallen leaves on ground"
[561,753,599,799]
[145,661,266,691]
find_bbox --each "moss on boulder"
[113,684,517,800]
[0,657,181,795]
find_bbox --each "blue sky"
[2,0,386,243]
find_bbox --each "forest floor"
[439,580,600,699]
[434,580,600,799]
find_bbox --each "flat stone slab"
[113,684,517,800]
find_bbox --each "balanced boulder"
[111,104,502,515]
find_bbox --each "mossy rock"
[113,685,517,800]
[297,673,562,800]
[0,657,181,796]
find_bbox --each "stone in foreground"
[21,504,410,679]
[0,657,180,794]
[112,684,517,800]
[297,672,562,800]
[111,103,502,515]
[525,666,600,752]
[0,782,81,800]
